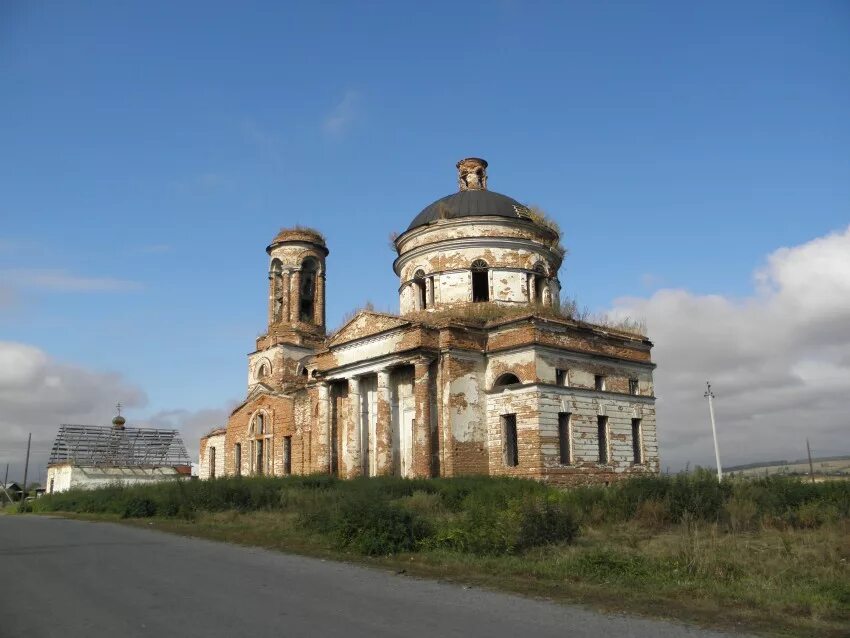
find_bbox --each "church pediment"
[328,311,410,348]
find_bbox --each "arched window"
[270,259,283,322]
[532,262,547,304]
[257,361,270,380]
[471,259,489,303]
[414,269,427,310]
[300,258,319,323]
[493,372,521,389]
[254,413,265,436]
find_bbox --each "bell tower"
[266,228,328,345]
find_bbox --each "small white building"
[46,414,192,494]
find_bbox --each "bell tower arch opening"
[264,228,329,339]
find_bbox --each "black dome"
[407,189,526,231]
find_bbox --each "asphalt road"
[0,516,743,638]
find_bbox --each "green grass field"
[22,472,850,637]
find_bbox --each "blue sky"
[1,1,849,473]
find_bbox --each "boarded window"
[595,375,606,391]
[629,378,639,395]
[209,447,216,479]
[597,416,609,464]
[502,414,518,467]
[555,369,568,386]
[283,436,292,475]
[632,418,643,464]
[235,443,242,477]
[558,412,572,465]
[471,260,489,302]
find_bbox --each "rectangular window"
[632,418,643,464]
[209,447,216,479]
[629,378,639,395]
[597,416,609,464]
[558,412,572,465]
[235,443,242,477]
[555,368,568,386]
[595,375,606,391]
[472,270,489,302]
[255,439,264,475]
[502,414,518,467]
[283,436,292,475]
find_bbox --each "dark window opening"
[629,379,639,395]
[283,436,292,475]
[558,412,572,465]
[209,447,216,479]
[555,368,568,386]
[255,413,264,435]
[597,416,609,464]
[534,275,546,303]
[493,373,521,389]
[235,443,242,477]
[595,375,606,391]
[471,260,489,302]
[414,270,427,310]
[502,414,518,467]
[255,439,264,475]
[299,258,319,323]
[270,259,283,322]
[632,419,643,464]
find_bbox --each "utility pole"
[22,433,32,498]
[704,381,722,482]
[806,439,815,484]
[3,462,8,485]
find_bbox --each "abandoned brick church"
[199,158,659,484]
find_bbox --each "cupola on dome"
[406,158,529,231]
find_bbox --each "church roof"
[48,424,192,468]
[406,189,528,231]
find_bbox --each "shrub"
[122,496,156,518]
[431,493,579,555]
[301,496,431,556]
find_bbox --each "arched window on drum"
[471,259,489,303]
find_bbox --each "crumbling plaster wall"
[199,431,226,479]
[485,385,658,485]
[46,465,187,493]
[538,389,659,485]
[439,352,488,476]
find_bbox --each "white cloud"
[0,341,148,482]
[140,405,235,462]
[610,226,850,470]
[0,341,232,484]
[2,269,141,293]
[322,90,361,136]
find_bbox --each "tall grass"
[33,472,849,554]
